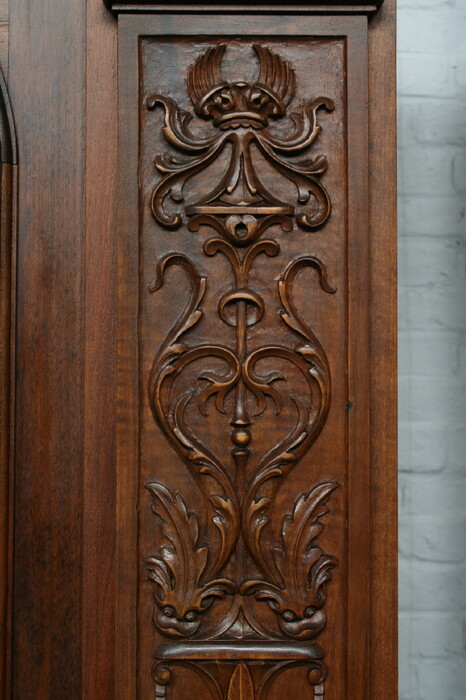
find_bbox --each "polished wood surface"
[115,10,390,699]
[82,1,118,698]
[368,2,398,696]
[0,67,16,700]
[3,2,396,698]
[9,1,86,697]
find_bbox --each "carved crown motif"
[187,43,296,129]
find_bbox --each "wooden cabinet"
[2,2,396,698]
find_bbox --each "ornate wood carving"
[142,42,340,698]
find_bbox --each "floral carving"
[241,482,338,640]
[145,483,237,637]
[147,43,334,237]
[144,41,339,699]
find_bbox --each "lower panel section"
[154,643,325,699]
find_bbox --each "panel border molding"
[105,2,384,16]
[111,2,397,698]
[0,65,17,700]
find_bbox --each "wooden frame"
[0,67,17,700]
[3,1,396,697]
[112,3,397,698]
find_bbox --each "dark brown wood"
[82,0,118,698]
[114,12,391,699]
[368,1,398,697]
[8,1,86,697]
[106,2,384,15]
[0,67,17,700]
[3,2,396,698]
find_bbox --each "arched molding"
[0,65,17,699]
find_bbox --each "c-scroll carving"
[147,43,334,238]
[144,41,339,698]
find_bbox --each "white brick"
[399,286,466,331]
[397,3,466,697]
[398,655,419,700]
[400,612,465,659]
[399,516,466,562]
[399,236,466,288]
[399,474,466,517]
[397,0,455,7]
[398,145,457,197]
[404,99,466,145]
[453,56,466,90]
[418,659,466,699]
[452,150,466,192]
[398,10,466,54]
[398,331,460,376]
[399,420,449,472]
[444,424,466,468]
[399,559,466,611]
[398,193,466,237]
[398,375,466,422]
[398,54,456,97]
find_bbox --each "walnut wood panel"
[367,2,398,697]
[82,1,118,698]
[116,12,376,699]
[0,67,16,700]
[3,2,395,697]
[8,1,86,697]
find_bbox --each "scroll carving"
[144,43,339,698]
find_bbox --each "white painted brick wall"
[398,0,466,697]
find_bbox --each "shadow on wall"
[397,1,466,699]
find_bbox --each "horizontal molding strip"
[104,2,384,16]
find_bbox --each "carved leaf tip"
[227,662,255,700]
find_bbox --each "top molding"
[104,2,384,16]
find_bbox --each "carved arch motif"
[0,65,17,698]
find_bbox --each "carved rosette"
[144,43,339,699]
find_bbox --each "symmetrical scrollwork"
[144,41,339,698]
[152,655,327,700]
[147,43,334,235]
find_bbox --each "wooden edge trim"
[104,2,384,16]
[159,643,324,661]
[368,1,398,698]
[0,65,17,700]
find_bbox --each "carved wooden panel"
[117,11,380,700]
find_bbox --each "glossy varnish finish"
[3,2,396,698]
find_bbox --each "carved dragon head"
[187,43,296,130]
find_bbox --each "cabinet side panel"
[82,0,118,697]
[9,1,86,697]
[368,1,398,697]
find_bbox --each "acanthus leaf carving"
[144,40,340,698]
[241,482,338,640]
[145,482,237,638]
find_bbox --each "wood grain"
[368,0,398,697]
[0,154,17,700]
[115,14,384,699]
[2,2,396,697]
[82,0,118,698]
[8,1,86,697]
